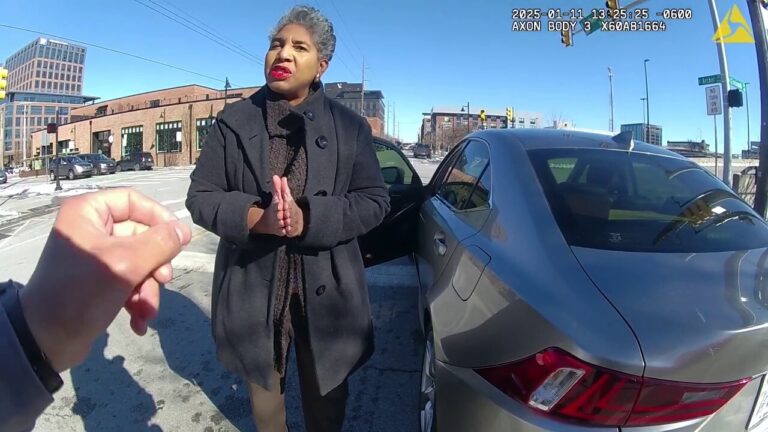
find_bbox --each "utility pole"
[745,81,752,151]
[709,0,733,186]
[360,57,366,117]
[643,59,650,140]
[608,67,615,132]
[386,102,389,137]
[392,101,396,140]
[748,0,768,215]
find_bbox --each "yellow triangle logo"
[713,4,755,43]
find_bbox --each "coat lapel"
[232,88,272,194]
[295,83,338,198]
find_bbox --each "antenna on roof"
[612,130,634,152]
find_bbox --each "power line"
[325,0,364,58]
[132,0,263,65]
[153,0,258,59]
[0,24,240,86]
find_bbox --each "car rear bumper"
[434,360,764,432]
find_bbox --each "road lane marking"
[172,251,215,272]
[0,220,29,249]
[174,209,191,219]
[0,233,49,252]
[161,198,186,206]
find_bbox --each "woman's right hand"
[248,175,288,236]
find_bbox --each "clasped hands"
[250,175,305,238]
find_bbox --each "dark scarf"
[265,86,314,376]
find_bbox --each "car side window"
[438,140,490,211]
[374,142,415,187]
[431,143,465,192]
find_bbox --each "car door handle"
[434,232,447,256]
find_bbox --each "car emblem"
[609,233,622,243]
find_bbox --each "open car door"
[359,138,425,267]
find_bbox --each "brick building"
[324,82,385,136]
[31,85,259,167]
[421,106,544,152]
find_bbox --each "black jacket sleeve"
[185,119,260,248]
[296,121,390,250]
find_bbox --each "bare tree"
[547,111,568,129]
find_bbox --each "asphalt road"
[0,156,441,431]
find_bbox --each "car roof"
[473,128,685,159]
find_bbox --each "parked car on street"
[0,170,6,184]
[116,152,154,172]
[360,129,768,432]
[79,153,117,175]
[412,143,432,159]
[49,156,93,181]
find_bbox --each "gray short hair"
[270,5,336,62]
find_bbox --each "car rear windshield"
[527,148,768,253]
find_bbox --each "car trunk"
[571,246,768,384]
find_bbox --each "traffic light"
[560,29,573,47]
[605,0,620,11]
[728,89,744,107]
[0,67,7,100]
[479,109,486,123]
[505,107,513,128]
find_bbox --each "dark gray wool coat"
[185,82,390,395]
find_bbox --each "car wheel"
[68,170,75,181]
[420,329,437,432]
[49,171,56,181]
[134,163,140,171]
[116,165,122,172]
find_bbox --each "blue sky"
[1,0,764,151]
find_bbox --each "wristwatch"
[0,284,63,394]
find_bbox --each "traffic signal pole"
[708,0,733,187]
[748,0,768,215]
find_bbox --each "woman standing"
[185,5,390,432]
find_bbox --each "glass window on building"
[196,118,215,150]
[122,126,144,156]
[31,106,42,115]
[156,121,182,153]
[44,106,55,116]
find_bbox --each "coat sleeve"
[0,281,53,432]
[185,118,261,248]
[296,121,390,250]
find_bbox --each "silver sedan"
[362,129,768,432]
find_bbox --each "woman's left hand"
[280,177,305,238]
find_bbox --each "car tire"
[134,163,140,171]
[67,170,75,181]
[116,165,122,172]
[49,171,56,181]
[420,329,437,432]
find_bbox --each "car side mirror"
[381,166,405,185]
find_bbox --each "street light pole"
[643,59,650,141]
[708,0,733,187]
[54,107,61,191]
[608,67,615,132]
[641,98,647,126]
[745,81,751,151]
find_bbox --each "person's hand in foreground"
[19,188,191,373]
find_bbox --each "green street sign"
[698,75,721,85]
[698,74,745,90]
[580,13,603,35]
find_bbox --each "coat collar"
[226,81,334,196]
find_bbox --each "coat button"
[303,110,314,121]
[314,190,328,196]
[316,136,328,149]
[316,285,326,296]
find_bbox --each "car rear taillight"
[475,348,750,427]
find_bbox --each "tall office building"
[1,37,95,166]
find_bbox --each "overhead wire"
[131,0,263,65]
[0,24,242,87]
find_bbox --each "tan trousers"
[247,299,349,432]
